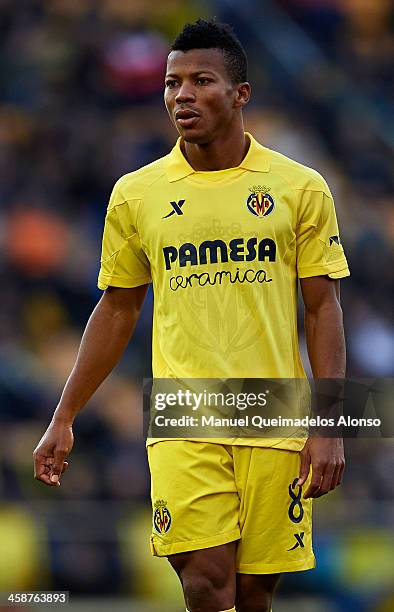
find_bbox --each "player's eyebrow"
[165,70,217,78]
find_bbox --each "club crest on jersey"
[153,499,172,534]
[247,185,275,218]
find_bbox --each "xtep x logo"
[287,532,305,551]
[162,199,186,219]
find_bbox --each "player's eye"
[165,80,177,88]
[196,78,211,85]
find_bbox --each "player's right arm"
[33,284,148,487]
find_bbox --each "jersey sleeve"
[296,187,350,280]
[97,179,151,290]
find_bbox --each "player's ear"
[233,82,251,108]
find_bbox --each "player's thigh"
[235,446,314,574]
[168,541,237,591]
[148,441,241,557]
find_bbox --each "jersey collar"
[165,132,271,182]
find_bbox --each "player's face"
[164,48,247,144]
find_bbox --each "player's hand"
[33,417,74,487]
[297,437,345,499]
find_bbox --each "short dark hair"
[171,18,248,84]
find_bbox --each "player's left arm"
[298,275,346,498]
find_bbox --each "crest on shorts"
[247,185,275,218]
[153,499,172,534]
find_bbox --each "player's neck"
[182,129,250,172]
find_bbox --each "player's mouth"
[175,109,200,128]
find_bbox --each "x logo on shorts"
[287,532,305,551]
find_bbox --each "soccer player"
[34,19,349,612]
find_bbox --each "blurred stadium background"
[0,0,393,610]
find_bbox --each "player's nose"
[175,83,196,104]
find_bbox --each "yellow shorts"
[148,441,315,574]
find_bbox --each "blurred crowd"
[0,1,393,611]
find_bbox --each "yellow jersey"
[98,133,349,449]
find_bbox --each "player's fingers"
[297,450,311,486]
[303,464,323,499]
[48,461,68,484]
[36,461,46,476]
[39,472,56,485]
[337,459,346,486]
[34,459,56,486]
[329,463,342,491]
[33,451,51,480]
[315,462,336,497]
[51,449,68,484]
